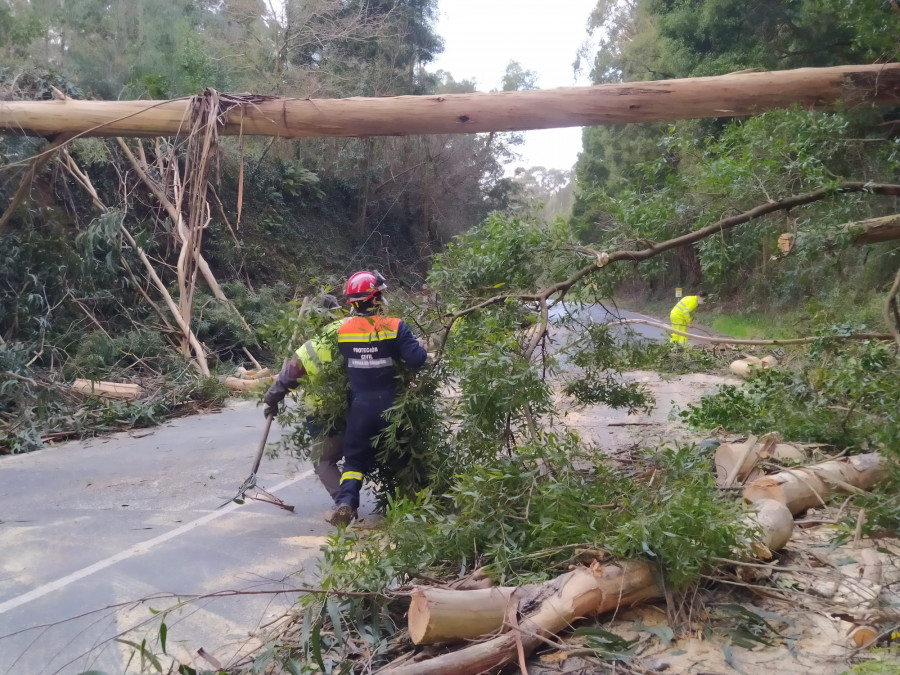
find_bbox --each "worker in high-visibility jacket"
[669,291,708,344]
[263,294,348,500]
[329,270,428,527]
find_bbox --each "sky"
[429,0,598,174]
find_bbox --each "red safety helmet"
[345,270,387,303]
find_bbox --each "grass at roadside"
[617,290,890,342]
[708,313,793,339]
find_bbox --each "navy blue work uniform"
[334,313,427,509]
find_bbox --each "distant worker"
[263,294,347,504]
[329,270,428,526]
[669,290,708,345]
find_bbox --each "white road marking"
[0,469,316,616]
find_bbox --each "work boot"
[326,503,357,526]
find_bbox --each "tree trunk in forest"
[391,562,661,675]
[845,214,900,245]
[743,452,886,515]
[2,65,900,139]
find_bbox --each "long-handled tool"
[218,414,295,512]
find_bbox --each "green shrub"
[681,339,900,453]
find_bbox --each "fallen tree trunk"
[221,376,274,391]
[71,379,141,400]
[743,452,887,515]
[389,561,661,675]
[3,65,900,139]
[391,452,892,674]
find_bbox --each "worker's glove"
[263,401,280,419]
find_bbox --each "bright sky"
[430,0,598,174]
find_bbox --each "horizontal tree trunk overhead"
[1,65,899,139]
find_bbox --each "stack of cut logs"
[382,444,889,675]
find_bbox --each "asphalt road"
[548,302,704,344]
[0,400,363,675]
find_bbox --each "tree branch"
[439,181,900,340]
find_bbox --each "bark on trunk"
[3,65,900,139]
[846,214,900,245]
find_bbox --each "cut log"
[743,453,887,515]
[3,65,900,139]
[408,586,517,644]
[716,433,806,486]
[729,355,778,378]
[847,548,885,647]
[235,367,272,380]
[777,232,795,254]
[221,376,274,391]
[72,379,141,400]
[392,562,661,675]
[744,498,795,558]
[849,625,879,647]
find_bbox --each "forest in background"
[0,0,569,451]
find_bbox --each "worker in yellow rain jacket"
[669,291,708,344]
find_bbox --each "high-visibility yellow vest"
[671,295,699,321]
[296,319,344,408]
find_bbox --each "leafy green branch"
[434,181,900,353]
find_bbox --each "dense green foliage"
[682,340,900,452]
[574,0,900,313]
[330,438,745,589]
[0,0,538,451]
